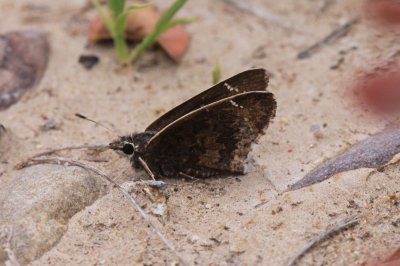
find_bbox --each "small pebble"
[78,55,99,70]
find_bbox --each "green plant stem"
[92,0,129,64]
[114,33,129,63]
[92,0,113,30]
[128,0,188,63]
[128,34,155,63]
[93,0,190,65]
[212,59,221,84]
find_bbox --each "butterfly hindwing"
[143,91,276,177]
[146,69,269,132]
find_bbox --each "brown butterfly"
[109,69,276,179]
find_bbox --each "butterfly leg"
[138,157,157,180]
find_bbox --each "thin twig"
[253,200,270,209]
[287,217,359,266]
[33,144,109,157]
[85,157,110,163]
[297,17,359,59]
[18,156,187,266]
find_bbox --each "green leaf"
[115,12,128,36]
[92,0,114,33]
[212,60,221,85]
[115,3,151,37]
[128,0,189,63]
[108,0,125,18]
[162,17,196,32]
[124,2,152,14]
[156,0,187,29]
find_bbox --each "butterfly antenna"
[75,113,115,134]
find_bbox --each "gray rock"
[0,164,107,264]
[0,31,50,110]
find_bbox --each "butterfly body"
[110,69,277,179]
[110,130,225,178]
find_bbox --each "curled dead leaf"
[289,123,400,191]
[88,5,189,61]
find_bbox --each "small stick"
[253,200,269,209]
[85,157,110,163]
[18,156,187,266]
[33,144,109,157]
[297,18,359,59]
[179,172,197,180]
[287,217,359,266]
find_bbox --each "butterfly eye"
[122,143,134,155]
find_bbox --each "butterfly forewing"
[143,91,276,176]
[146,69,269,132]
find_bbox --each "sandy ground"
[0,0,399,265]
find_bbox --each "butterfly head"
[109,131,155,158]
[109,135,137,158]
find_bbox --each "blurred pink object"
[353,63,400,114]
[365,0,400,26]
